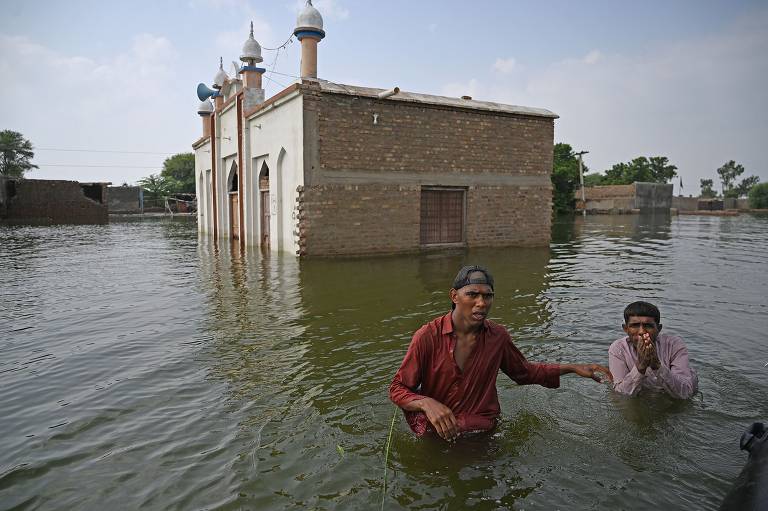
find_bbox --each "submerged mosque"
[193,1,558,256]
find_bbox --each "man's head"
[622,301,662,343]
[450,265,495,326]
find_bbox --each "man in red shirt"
[389,265,612,441]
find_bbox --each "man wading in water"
[389,265,612,441]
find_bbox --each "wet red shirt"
[389,313,560,435]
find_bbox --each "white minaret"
[197,99,214,137]
[293,0,325,79]
[212,57,228,109]
[239,22,266,108]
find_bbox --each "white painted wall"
[194,140,212,234]
[194,89,304,253]
[246,91,304,254]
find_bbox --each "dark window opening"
[420,188,465,245]
[80,184,104,203]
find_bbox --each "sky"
[1,0,766,195]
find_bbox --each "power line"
[36,148,178,155]
[36,164,160,169]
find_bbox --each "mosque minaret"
[293,0,325,79]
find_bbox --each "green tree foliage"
[159,152,195,193]
[735,175,760,198]
[551,143,587,214]
[0,130,38,178]
[748,182,768,209]
[717,160,743,196]
[579,156,677,186]
[138,174,172,201]
[602,156,678,185]
[583,173,605,186]
[717,160,759,198]
[699,179,716,198]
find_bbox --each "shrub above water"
[748,182,768,209]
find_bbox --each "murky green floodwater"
[1,213,766,510]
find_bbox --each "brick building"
[193,1,557,256]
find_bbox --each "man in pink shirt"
[608,301,698,399]
[389,265,612,442]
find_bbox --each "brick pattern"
[581,184,636,199]
[466,186,552,246]
[1,179,108,226]
[295,91,555,255]
[315,93,554,175]
[296,184,420,256]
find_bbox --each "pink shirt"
[389,313,561,435]
[608,333,698,399]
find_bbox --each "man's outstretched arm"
[560,363,613,383]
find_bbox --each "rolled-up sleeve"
[500,336,560,388]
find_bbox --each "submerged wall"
[108,186,143,213]
[0,178,108,225]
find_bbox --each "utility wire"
[262,34,294,51]
[36,148,177,155]
[36,164,160,169]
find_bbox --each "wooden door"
[229,193,239,240]
[260,190,270,248]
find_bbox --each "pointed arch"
[258,161,270,249]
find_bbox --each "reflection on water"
[1,214,767,510]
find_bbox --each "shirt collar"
[441,311,489,336]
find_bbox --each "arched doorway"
[258,162,270,249]
[228,162,239,240]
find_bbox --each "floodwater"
[1,213,766,510]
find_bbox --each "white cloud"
[582,49,602,64]
[493,57,516,74]
[0,33,193,184]
[440,10,768,194]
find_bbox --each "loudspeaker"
[197,83,217,101]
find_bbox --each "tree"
[0,130,38,178]
[160,152,195,193]
[596,156,678,186]
[551,143,587,214]
[138,174,171,201]
[583,173,605,186]
[735,175,760,198]
[648,156,678,183]
[717,160,743,197]
[699,179,716,198]
[717,160,759,198]
[748,182,768,209]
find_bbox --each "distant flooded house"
[0,177,108,226]
[193,1,558,256]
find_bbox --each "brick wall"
[314,92,554,176]
[1,179,108,225]
[466,185,551,246]
[297,90,555,255]
[582,184,636,200]
[297,184,420,256]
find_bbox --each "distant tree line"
[552,144,762,213]
[0,130,38,178]
[137,153,196,201]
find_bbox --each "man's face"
[622,315,662,345]
[451,282,494,326]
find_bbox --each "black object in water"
[719,422,768,511]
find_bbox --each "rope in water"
[381,406,398,511]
